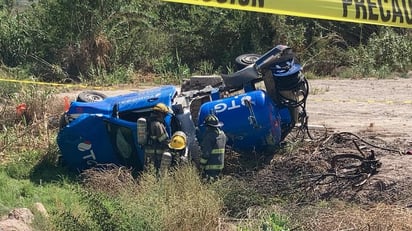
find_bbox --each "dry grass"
[81,164,137,197]
[291,201,412,230]
[80,164,223,231]
[0,86,64,164]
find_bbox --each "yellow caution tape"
[0,77,110,90]
[162,0,412,28]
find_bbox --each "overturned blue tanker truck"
[57,45,309,172]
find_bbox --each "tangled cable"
[307,131,407,187]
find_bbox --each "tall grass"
[74,165,223,231]
[132,166,222,231]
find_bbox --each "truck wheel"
[76,91,107,102]
[235,53,260,70]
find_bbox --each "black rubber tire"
[76,91,107,102]
[235,53,261,70]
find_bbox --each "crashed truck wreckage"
[57,45,310,172]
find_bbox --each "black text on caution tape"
[342,0,412,24]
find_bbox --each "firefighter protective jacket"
[199,127,227,171]
[145,116,169,155]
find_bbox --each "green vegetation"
[1,0,412,85]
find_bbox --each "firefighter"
[199,114,227,181]
[160,131,189,173]
[145,103,171,173]
[169,131,189,166]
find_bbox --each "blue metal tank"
[198,90,289,153]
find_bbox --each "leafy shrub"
[261,213,290,231]
[88,64,135,86]
[151,50,190,85]
[0,9,31,67]
[345,27,412,78]
[52,208,94,231]
[367,28,412,72]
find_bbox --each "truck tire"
[76,91,107,102]
[235,53,261,70]
[180,75,223,92]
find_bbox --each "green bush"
[345,27,412,78]
[2,150,43,179]
[151,50,190,84]
[0,9,31,67]
[236,212,291,231]
[365,27,412,73]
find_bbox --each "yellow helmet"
[153,103,170,114]
[168,131,187,150]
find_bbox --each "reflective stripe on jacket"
[200,128,227,171]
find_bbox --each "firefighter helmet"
[168,131,187,150]
[204,114,224,127]
[153,103,170,114]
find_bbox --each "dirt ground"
[242,77,412,209]
[306,78,412,142]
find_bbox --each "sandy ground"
[306,78,412,142]
[286,78,412,206]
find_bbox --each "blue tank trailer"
[57,45,309,172]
